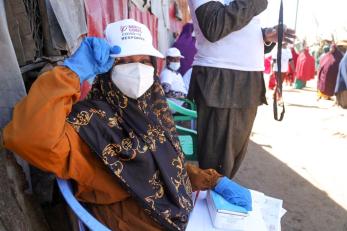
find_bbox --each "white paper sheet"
[187,191,268,231]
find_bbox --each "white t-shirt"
[272,48,292,73]
[160,68,188,94]
[182,68,193,92]
[188,0,265,71]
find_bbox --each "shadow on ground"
[234,141,347,231]
[285,103,325,109]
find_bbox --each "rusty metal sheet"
[84,0,128,37]
[128,2,159,49]
[128,2,164,71]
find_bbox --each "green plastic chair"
[176,125,197,161]
[177,98,197,111]
[166,99,197,122]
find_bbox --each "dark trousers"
[189,66,265,178]
[196,100,257,178]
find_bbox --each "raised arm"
[194,0,268,42]
[3,67,81,175]
[2,37,119,177]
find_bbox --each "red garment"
[264,56,272,74]
[295,49,315,81]
[268,72,276,90]
[286,48,298,84]
[291,47,299,67]
[317,49,343,96]
[80,80,92,100]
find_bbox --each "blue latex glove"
[64,37,121,82]
[214,177,252,211]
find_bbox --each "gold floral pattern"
[171,156,193,207]
[145,171,165,210]
[68,76,192,231]
[102,131,148,161]
[68,111,94,131]
[108,114,123,129]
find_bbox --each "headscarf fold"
[67,73,193,231]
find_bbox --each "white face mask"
[169,62,180,71]
[111,62,154,99]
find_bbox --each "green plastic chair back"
[167,99,197,122]
[176,125,197,161]
[178,136,194,156]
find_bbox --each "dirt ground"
[233,79,347,231]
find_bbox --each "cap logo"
[120,24,145,41]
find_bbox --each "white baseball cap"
[105,19,164,58]
[165,47,184,58]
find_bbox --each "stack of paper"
[186,190,286,231]
[251,190,287,231]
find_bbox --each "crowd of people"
[1,0,346,230]
[265,40,347,107]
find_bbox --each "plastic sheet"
[49,0,87,53]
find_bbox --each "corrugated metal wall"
[85,0,128,37]
[4,0,192,99]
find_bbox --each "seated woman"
[1,19,250,231]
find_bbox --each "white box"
[206,190,249,231]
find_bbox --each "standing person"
[317,45,331,68]
[286,46,299,86]
[335,52,347,108]
[294,46,315,89]
[317,45,343,100]
[173,23,197,76]
[160,47,187,105]
[271,43,295,88]
[187,0,295,177]
[1,19,254,231]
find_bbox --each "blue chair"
[56,178,111,231]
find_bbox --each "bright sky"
[260,0,347,43]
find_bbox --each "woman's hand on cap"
[63,37,121,83]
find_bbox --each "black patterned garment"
[67,73,193,231]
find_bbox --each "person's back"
[317,45,343,98]
[294,48,315,89]
[335,52,347,108]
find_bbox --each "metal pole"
[294,0,300,31]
